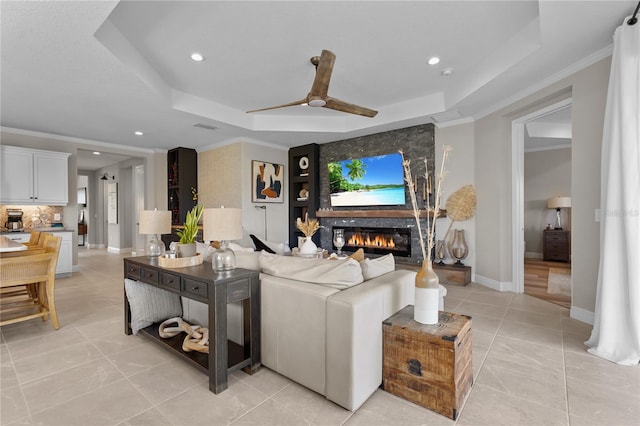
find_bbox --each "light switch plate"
[595,209,600,222]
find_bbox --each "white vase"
[413,260,440,325]
[299,237,317,255]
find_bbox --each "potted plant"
[175,204,204,258]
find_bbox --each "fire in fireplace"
[333,226,411,257]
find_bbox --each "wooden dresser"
[543,230,570,262]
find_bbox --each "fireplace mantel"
[316,209,446,219]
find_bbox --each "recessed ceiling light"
[134,131,143,136]
[190,53,205,62]
[427,56,440,65]
[93,151,101,155]
[441,68,454,76]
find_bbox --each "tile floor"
[1,249,638,426]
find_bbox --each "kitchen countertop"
[0,228,72,235]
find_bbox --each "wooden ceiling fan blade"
[246,98,308,114]
[325,97,378,118]
[309,50,336,100]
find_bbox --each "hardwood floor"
[524,258,571,309]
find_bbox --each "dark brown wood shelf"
[140,323,248,374]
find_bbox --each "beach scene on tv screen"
[328,153,406,207]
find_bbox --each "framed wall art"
[252,160,284,203]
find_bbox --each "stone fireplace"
[332,226,411,257]
[315,123,435,264]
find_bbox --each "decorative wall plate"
[299,156,309,171]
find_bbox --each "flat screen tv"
[328,153,406,207]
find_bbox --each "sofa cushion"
[360,253,395,280]
[259,252,364,288]
[235,250,261,271]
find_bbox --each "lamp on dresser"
[547,197,571,230]
[139,209,171,257]
[203,207,243,272]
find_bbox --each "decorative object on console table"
[400,146,451,325]
[175,204,204,258]
[252,160,284,203]
[547,196,571,230]
[383,306,473,420]
[288,144,319,249]
[203,207,243,271]
[543,230,570,262]
[139,209,171,257]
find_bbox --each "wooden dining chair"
[0,234,61,329]
[24,231,42,246]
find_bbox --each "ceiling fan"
[247,50,378,118]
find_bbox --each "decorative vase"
[175,242,197,258]
[448,229,469,265]
[299,237,317,255]
[435,240,446,264]
[414,260,440,325]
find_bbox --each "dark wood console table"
[123,256,260,394]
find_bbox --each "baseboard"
[570,306,594,325]
[474,274,516,292]
[525,252,543,259]
[107,246,132,254]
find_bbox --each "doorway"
[512,98,572,304]
[133,164,146,255]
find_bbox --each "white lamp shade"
[203,208,243,242]
[139,210,171,234]
[547,197,571,209]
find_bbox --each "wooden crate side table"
[433,263,471,286]
[382,306,473,420]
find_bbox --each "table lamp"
[139,209,171,257]
[203,207,243,271]
[547,197,571,230]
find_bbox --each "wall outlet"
[54,213,61,221]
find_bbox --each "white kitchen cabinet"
[1,231,73,276]
[55,231,73,276]
[0,146,70,205]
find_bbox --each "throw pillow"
[348,248,365,262]
[229,242,255,252]
[124,278,183,334]
[259,252,363,288]
[250,234,276,254]
[235,251,261,271]
[360,253,395,280]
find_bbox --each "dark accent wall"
[317,123,435,263]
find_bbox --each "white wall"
[197,141,288,247]
[471,57,610,319]
[524,147,572,256]
[435,122,476,276]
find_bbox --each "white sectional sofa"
[237,251,446,411]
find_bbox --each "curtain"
[586,15,640,366]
